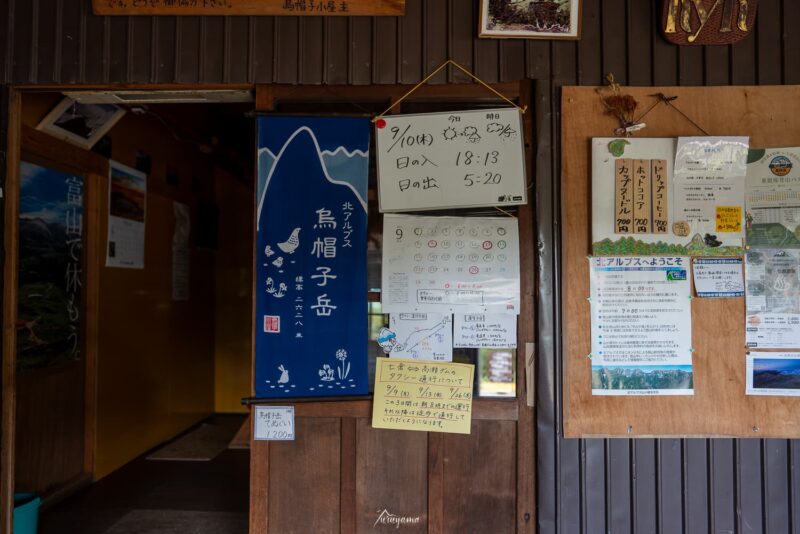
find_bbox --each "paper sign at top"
[376,108,527,212]
[372,358,474,434]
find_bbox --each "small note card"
[254,406,295,441]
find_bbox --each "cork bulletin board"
[562,85,800,438]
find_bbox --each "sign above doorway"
[93,0,405,16]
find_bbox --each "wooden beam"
[93,0,405,17]
[516,78,536,533]
[1,87,22,534]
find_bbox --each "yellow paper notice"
[371,358,474,435]
[716,205,742,233]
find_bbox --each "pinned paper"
[372,358,474,434]
[454,313,517,348]
[385,313,453,361]
[254,406,295,441]
[692,258,743,297]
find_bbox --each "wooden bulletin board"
[562,85,800,438]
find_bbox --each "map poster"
[745,249,800,349]
[381,214,520,314]
[746,352,800,396]
[379,313,453,362]
[255,116,370,398]
[589,256,694,396]
[745,148,800,248]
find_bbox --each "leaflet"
[745,249,800,349]
[590,256,693,396]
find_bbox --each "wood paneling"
[442,420,517,533]
[14,364,85,492]
[267,417,341,533]
[562,85,800,438]
[355,420,427,533]
[1,87,21,534]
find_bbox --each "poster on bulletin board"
[254,116,370,398]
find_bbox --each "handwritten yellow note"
[716,205,742,233]
[371,358,474,435]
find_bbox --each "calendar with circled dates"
[381,214,520,314]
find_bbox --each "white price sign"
[254,406,295,441]
[375,108,527,212]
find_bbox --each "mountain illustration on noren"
[255,120,369,399]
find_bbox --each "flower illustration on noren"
[318,364,335,382]
[336,349,350,380]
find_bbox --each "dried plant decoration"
[596,74,641,136]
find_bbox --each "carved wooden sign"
[93,0,405,16]
[661,0,758,45]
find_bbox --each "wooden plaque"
[661,0,758,45]
[93,0,405,16]
[632,159,652,234]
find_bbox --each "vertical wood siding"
[1,0,799,532]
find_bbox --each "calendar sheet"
[381,214,520,314]
[106,160,146,269]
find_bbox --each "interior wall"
[21,94,217,479]
[213,166,253,413]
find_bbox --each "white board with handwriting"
[375,108,527,212]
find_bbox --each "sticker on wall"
[255,116,370,398]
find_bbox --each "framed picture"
[479,0,582,40]
[36,97,126,149]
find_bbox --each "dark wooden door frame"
[250,80,536,533]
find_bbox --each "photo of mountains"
[592,365,693,391]
[752,358,800,389]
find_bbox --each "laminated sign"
[255,116,370,398]
[375,108,527,212]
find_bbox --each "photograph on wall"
[589,256,694,395]
[106,161,147,269]
[745,147,800,248]
[479,0,582,39]
[591,137,744,257]
[745,249,800,349]
[746,352,800,396]
[255,116,370,398]
[36,97,125,149]
[18,161,83,369]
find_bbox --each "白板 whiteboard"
[376,108,527,212]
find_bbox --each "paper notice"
[372,358,474,434]
[454,313,517,348]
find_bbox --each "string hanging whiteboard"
[375,108,527,212]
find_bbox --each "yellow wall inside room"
[213,166,253,413]
[23,95,218,479]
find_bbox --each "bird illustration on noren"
[278,227,301,254]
